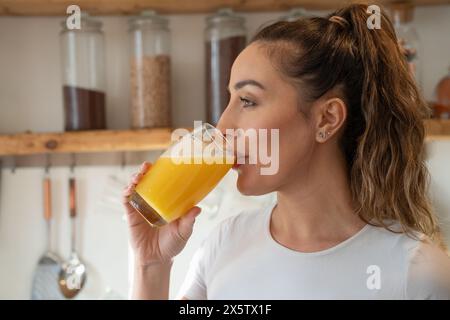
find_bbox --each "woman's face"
[217,42,317,196]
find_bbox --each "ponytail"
[340,5,442,243]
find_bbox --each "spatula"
[31,175,64,300]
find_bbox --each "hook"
[11,156,16,174]
[121,152,126,170]
[45,154,51,175]
[70,153,76,175]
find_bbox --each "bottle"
[205,8,247,125]
[390,2,421,88]
[434,66,450,119]
[129,10,172,129]
[60,13,106,131]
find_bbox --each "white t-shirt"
[177,201,449,300]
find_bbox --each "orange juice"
[129,155,233,226]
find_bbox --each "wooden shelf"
[0,128,175,156]
[0,0,448,15]
[424,119,450,142]
[0,120,448,157]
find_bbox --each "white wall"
[0,6,449,299]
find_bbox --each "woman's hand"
[122,162,202,267]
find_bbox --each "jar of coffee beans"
[205,8,247,125]
[60,13,107,131]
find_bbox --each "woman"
[123,4,450,299]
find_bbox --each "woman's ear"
[314,97,347,143]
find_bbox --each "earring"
[318,132,325,139]
[326,131,331,137]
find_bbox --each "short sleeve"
[405,240,450,300]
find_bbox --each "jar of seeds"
[129,10,171,128]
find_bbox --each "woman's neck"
[272,147,366,252]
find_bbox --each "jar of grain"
[205,8,246,126]
[129,11,172,129]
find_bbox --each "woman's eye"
[239,97,256,108]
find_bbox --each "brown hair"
[252,4,446,246]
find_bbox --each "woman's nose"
[216,120,227,136]
[216,103,234,135]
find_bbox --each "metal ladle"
[59,176,87,298]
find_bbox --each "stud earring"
[318,132,325,139]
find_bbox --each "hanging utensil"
[59,176,87,298]
[31,172,64,300]
[0,159,3,223]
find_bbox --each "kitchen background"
[0,1,449,299]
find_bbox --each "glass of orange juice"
[128,123,234,227]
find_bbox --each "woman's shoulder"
[362,220,430,253]
[364,221,450,299]
[404,237,450,299]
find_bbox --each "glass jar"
[280,7,310,22]
[129,10,172,129]
[434,66,450,119]
[60,13,106,131]
[205,8,247,125]
[390,2,421,87]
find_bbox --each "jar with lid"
[280,7,311,22]
[205,8,247,125]
[60,13,106,131]
[129,10,172,129]
[389,2,421,87]
[433,66,450,119]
